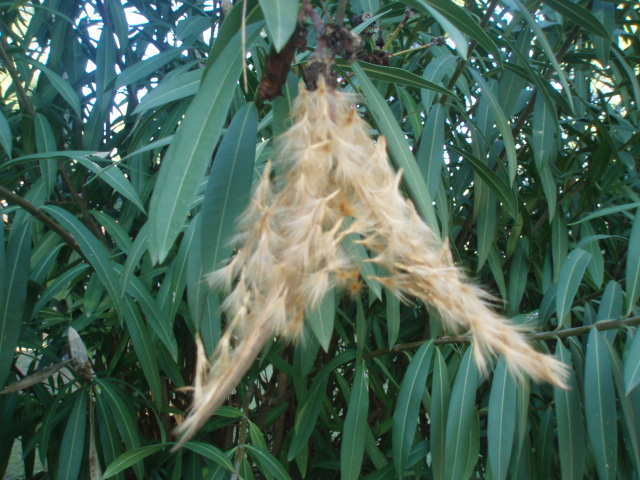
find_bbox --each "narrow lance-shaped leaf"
[148,23,263,263]
[604,339,640,472]
[103,445,169,479]
[625,330,640,395]
[555,249,591,328]
[56,387,88,480]
[75,156,146,214]
[393,340,434,477]
[341,360,370,480]
[554,341,585,480]
[40,205,125,316]
[0,220,32,389]
[307,289,335,352]
[626,209,640,314]
[24,59,82,118]
[351,61,438,234]
[34,113,57,197]
[487,357,517,480]
[430,347,450,480]
[531,94,557,172]
[445,346,479,480]
[258,0,299,52]
[467,69,518,184]
[246,445,293,480]
[509,0,574,111]
[0,108,12,158]
[417,103,445,199]
[543,0,609,37]
[584,328,617,480]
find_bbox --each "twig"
[57,159,109,246]
[0,34,37,118]
[363,315,640,359]
[231,385,255,479]
[334,0,348,26]
[391,42,435,58]
[437,0,500,107]
[0,185,86,260]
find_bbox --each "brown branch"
[57,159,109,246]
[0,185,86,259]
[437,0,500,107]
[363,315,640,359]
[0,34,37,118]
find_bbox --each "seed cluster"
[174,79,567,448]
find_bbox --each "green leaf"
[122,296,163,403]
[585,328,617,480]
[509,0,574,111]
[352,61,438,233]
[259,0,299,52]
[570,202,640,225]
[487,357,517,480]
[134,69,202,113]
[625,331,640,395]
[120,223,148,297]
[246,444,292,480]
[626,209,640,314]
[34,113,57,197]
[604,339,640,472]
[402,0,500,60]
[445,347,479,480]
[476,191,496,271]
[56,387,88,480]
[0,108,12,158]
[103,444,168,479]
[467,69,518,184]
[421,54,458,111]
[417,103,445,199]
[385,288,400,349]
[531,94,557,172]
[392,340,434,477]
[74,156,146,214]
[431,6,470,58]
[307,290,335,352]
[448,145,518,219]
[200,102,258,274]
[580,224,604,288]
[289,351,357,460]
[341,360,370,480]
[115,49,182,89]
[24,59,82,118]
[551,209,568,282]
[31,264,90,317]
[543,0,609,37]
[555,249,591,328]
[345,60,457,98]
[147,23,263,263]
[0,220,32,388]
[554,341,585,480]
[95,379,143,479]
[41,205,125,316]
[182,441,234,472]
[430,348,450,480]
[508,238,529,315]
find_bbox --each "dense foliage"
[0,0,639,478]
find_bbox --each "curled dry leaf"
[173,78,568,448]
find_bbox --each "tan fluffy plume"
[173,78,567,448]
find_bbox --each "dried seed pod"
[173,77,567,448]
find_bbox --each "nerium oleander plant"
[173,77,567,447]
